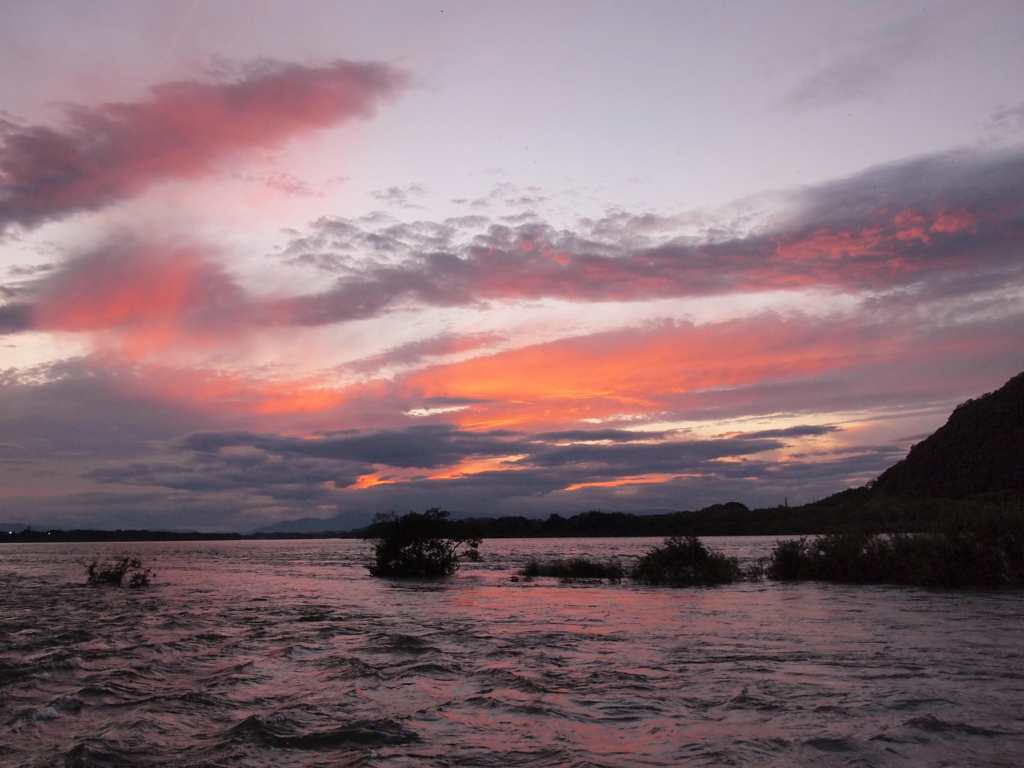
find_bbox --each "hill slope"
[871,371,1024,499]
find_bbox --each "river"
[1,537,1022,767]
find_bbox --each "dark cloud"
[533,429,678,443]
[176,424,522,469]
[3,438,898,530]
[0,59,406,231]
[88,452,363,500]
[17,435,907,529]
[788,442,906,460]
[511,437,784,474]
[0,302,30,332]
[92,423,790,511]
[318,442,903,514]
[0,489,290,532]
[0,369,998,527]
[741,425,840,439]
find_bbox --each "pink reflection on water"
[1,537,1022,766]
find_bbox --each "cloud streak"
[0,59,406,232]
[60,417,906,525]
[270,149,1024,325]
[4,148,1021,344]
[777,15,931,109]
[89,423,790,498]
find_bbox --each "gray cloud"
[741,425,841,439]
[0,361,998,527]
[533,429,679,443]
[80,423,797,514]
[991,102,1024,131]
[371,183,428,207]
[0,360,207,459]
[343,331,505,376]
[268,149,1024,327]
[8,263,56,276]
[515,437,783,474]
[778,15,931,109]
[2,439,901,531]
[175,424,524,470]
[311,443,903,516]
[0,489,292,532]
[0,302,30,332]
[88,452,363,500]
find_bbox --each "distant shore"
[5,491,1021,543]
[1,529,358,543]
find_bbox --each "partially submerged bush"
[520,557,624,583]
[630,536,743,586]
[765,538,810,581]
[366,508,481,577]
[84,555,154,588]
[767,517,1024,587]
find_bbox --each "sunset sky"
[2,1,1023,532]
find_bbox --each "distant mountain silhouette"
[871,371,1024,499]
[253,509,376,534]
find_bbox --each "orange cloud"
[400,313,896,428]
[251,380,351,415]
[562,473,683,492]
[92,305,987,433]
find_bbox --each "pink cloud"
[30,238,247,357]
[0,59,406,231]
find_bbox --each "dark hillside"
[872,371,1024,499]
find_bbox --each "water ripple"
[1,537,1023,766]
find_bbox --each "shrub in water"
[519,557,624,583]
[84,555,153,588]
[765,538,812,580]
[629,536,743,586]
[366,508,482,577]
[766,515,1024,587]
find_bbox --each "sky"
[1,1,1023,532]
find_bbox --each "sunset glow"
[1,2,1022,531]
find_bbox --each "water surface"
[1,537,1022,766]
